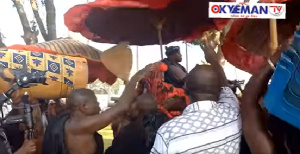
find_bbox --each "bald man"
[43,66,153,154]
[151,41,241,154]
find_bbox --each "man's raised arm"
[76,65,153,133]
[200,39,228,87]
[242,43,287,154]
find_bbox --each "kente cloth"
[137,62,189,118]
[151,87,242,154]
[161,58,187,88]
[0,49,76,88]
[42,112,104,154]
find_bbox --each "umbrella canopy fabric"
[65,0,297,74]
[220,0,299,74]
[184,0,298,74]
[64,0,229,46]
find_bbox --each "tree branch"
[45,0,56,40]
[12,0,38,44]
[0,32,6,48]
[30,0,48,41]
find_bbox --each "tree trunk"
[0,32,6,48]
[12,0,38,45]
[12,0,38,44]
[45,0,56,40]
[30,0,48,41]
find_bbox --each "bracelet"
[267,59,275,70]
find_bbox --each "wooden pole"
[155,18,166,60]
[185,43,188,71]
[158,29,164,59]
[270,0,278,55]
[136,46,139,71]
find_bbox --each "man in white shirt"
[151,40,242,154]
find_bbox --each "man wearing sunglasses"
[161,46,187,88]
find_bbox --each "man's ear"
[78,103,86,111]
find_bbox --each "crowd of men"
[0,38,299,154]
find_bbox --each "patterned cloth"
[0,49,76,87]
[136,62,189,118]
[151,87,242,154]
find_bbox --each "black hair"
[142,111,169,150]
[165,46,180,57]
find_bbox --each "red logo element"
[269,5,283,16]
[211,5,220,13]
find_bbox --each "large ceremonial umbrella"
[65,0,299,74]
[186,0,299,74]
[220,0,299,74]
[64,0,230,58]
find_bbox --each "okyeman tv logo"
[209,2,286,19]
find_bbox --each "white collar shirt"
[151,87,242,154]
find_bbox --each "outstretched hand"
[200,37,228,86]
[200,38,219,65]
[131,64,154,81]
[240,39,290,154]
[270,40,289,65]
[15,140,36,154]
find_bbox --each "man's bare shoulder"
[64,119,82,134]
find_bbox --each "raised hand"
[270,40,289,65]
[200,37,219,65]
[15,140,36,154]
[131,64,154,81]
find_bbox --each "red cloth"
[221,19,268,74]
[136,62,189,118]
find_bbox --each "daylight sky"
[0,0,251,81]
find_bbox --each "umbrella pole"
[155,18,165,60]
[270,0,278,55]
[158,29,164,59]
[136,46,139,71]
[270,19,278,54]
[186,42,188,71]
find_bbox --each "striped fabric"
[34,38,101,61]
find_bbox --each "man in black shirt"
[161,46,187,88]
